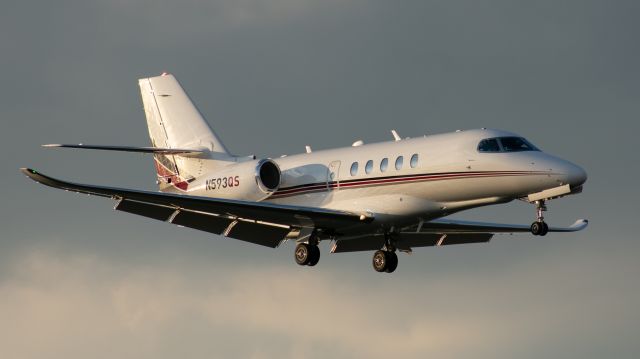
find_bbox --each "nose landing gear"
[530,200,549,236]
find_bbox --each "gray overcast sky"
[1,1,639,358]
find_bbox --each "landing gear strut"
[372,234,398,273]
[530,200,549,236]
[294,242,320,266]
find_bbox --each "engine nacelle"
[195,159,281,201]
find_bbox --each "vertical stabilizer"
[138,73,232,191]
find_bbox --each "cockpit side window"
[499,137,539,152]
[478,138,501,152]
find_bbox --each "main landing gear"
[372,250,398,273]
[372,235,398,273]
[293,232,400,273]
[294,242,320,266]
[530,200,549,236]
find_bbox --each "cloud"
[2,244,638,359]
[0,249,476,358]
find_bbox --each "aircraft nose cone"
[567,162,587,188]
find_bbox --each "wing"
[21,168,372,248]
[420,218,589,233]
[331,218,588,253]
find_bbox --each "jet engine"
[198,159,281,201]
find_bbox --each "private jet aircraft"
[22,73,588,273]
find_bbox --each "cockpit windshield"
[477,137,540,153]
[499,137,539,152]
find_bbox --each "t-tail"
[138,73,236,191]
[42,73,239,192]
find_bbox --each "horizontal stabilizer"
[42,144,206,155]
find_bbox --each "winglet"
[569,219,589,231]
[550,219,589,232]
[20,167,81,193]
[21,167,38,177]
[21,168,52,187]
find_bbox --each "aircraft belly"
[267,190,333,207]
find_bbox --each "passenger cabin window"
[477,137,539,153]
[380,158,389,172]
[410,154,419,168]
[350,162,358,176]
[395,156,403,170]
[365,160,373,174]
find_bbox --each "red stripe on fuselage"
[270,170,549,198]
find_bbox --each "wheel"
[307,245,320,266]
[372,250,387,272]
[294,243,311,265]
[530,221,544,236]
[540,222,549,236]
[384,251,398,273]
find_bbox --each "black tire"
[530,221,543,236]
[385,251,398,273]
[540,222,549,236]
[372,250,387,272]
[307,245,320,266]
[294,243,311,265]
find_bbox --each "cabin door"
[327,161,341,190]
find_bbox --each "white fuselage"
[183,128,586,229]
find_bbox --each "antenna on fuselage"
[305,145,312,153]
[391,130,401,141]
